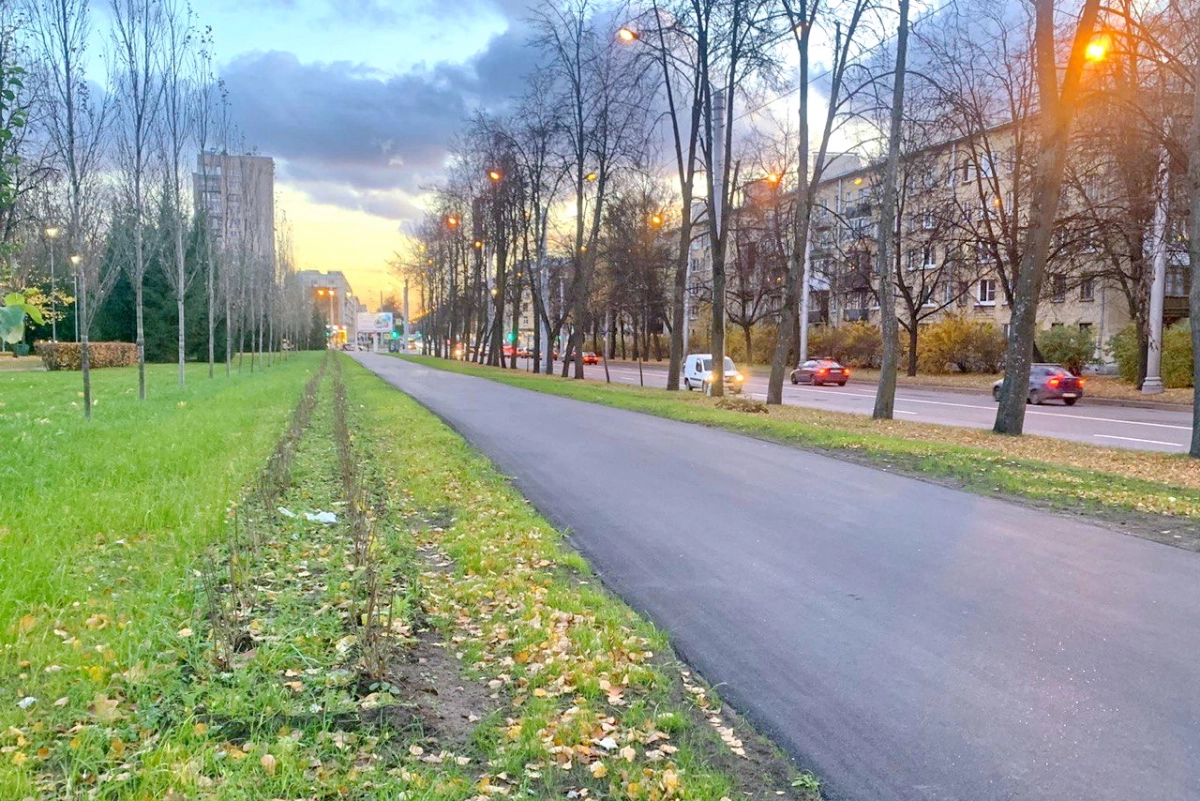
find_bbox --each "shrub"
[918,316,1006,373]
[1109,319,1193,388]
[1108,325,1139,384]
[36,341,138,371]
[1036,326,1095,375]
[808,321,882,367]
[1161,318,1193,388]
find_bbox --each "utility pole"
[1143,146,1170,394]
[403,280,411,349]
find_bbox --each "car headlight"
[735,373,744,381]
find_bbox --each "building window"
[957,281,969,306]
[1079,322,1093,336]
[1080,276,1095,302]
[1167,265,1188,297]
[977,278,996,306]
[922,211,936,230]
[1002,323,1011,339]
[1051,275,1066,303]
[943,281,955,305]
[923,243,936,268]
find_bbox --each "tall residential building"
[193,153,276,266]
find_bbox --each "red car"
[502,344,516,358]
[582,351,599,365]
[790,358,850,386]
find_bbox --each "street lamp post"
[45,227,60,341]
[70,255,81,344]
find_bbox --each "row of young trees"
[0,0,309,419]
[404,0,1200,454]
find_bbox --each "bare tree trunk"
[995,0,1101,434]
[1189,37,1200,456]
[873,0,910,420]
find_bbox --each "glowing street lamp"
[487,169,503,182]
[649,213,664,228]
[766,172,781,186]
[1085,33,1111,62]
[617,27,639,42]
[446,215,460,228]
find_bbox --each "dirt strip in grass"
[399,355,1200,550]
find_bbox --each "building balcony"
[843,308,870,322]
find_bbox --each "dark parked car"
[992,363,1085,406]
[791,359,850,386]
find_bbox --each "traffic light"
[391,329,400,340]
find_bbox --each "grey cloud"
[221,28,539,219]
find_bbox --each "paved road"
[356,353,1200,801]
[513,359,1192,453]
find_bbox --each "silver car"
[992,363,1085,406]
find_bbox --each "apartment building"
[193,153,277,266]
[296,269,364,342]
[807,124,1189,361]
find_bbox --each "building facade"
[193,153,277,267]
[295,269,364,344]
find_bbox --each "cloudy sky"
[199,0,540,306]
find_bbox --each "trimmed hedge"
[36,341,138,371]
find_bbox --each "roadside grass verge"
[342,357,811,799]
[1,353,812,799]
[400,356,1200,542]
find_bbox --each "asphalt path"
[512,359,1192,453]
[356,352,1200,801]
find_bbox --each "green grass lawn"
[0,353,808,800]
[400,355,1200,545]
[0,356,320,626]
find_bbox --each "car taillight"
[1049,378,1060,388]
[1077,378,1086,386]
[819,368,828,375]
[844,369,851,377]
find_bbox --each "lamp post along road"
[1143,145,1170,394]
[45,227,60,342]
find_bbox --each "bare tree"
[27,0,114,418]
[872,0,910,418]
[993,0,1102,435]
[766,0,875,404]
[156,0,197,385]
[533,0,653,379]
[1188,2,1200,456]
[109,0,163,399]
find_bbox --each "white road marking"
[1031,411,1191,431]
[1094,434,1185,448]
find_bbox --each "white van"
[683,353,744,395]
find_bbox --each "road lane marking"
[1032,411,1190,430]
[784,386,1191,430]
[1094,434,1185,447]
[599,369,1189,433]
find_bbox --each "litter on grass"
[277,507,338,524]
